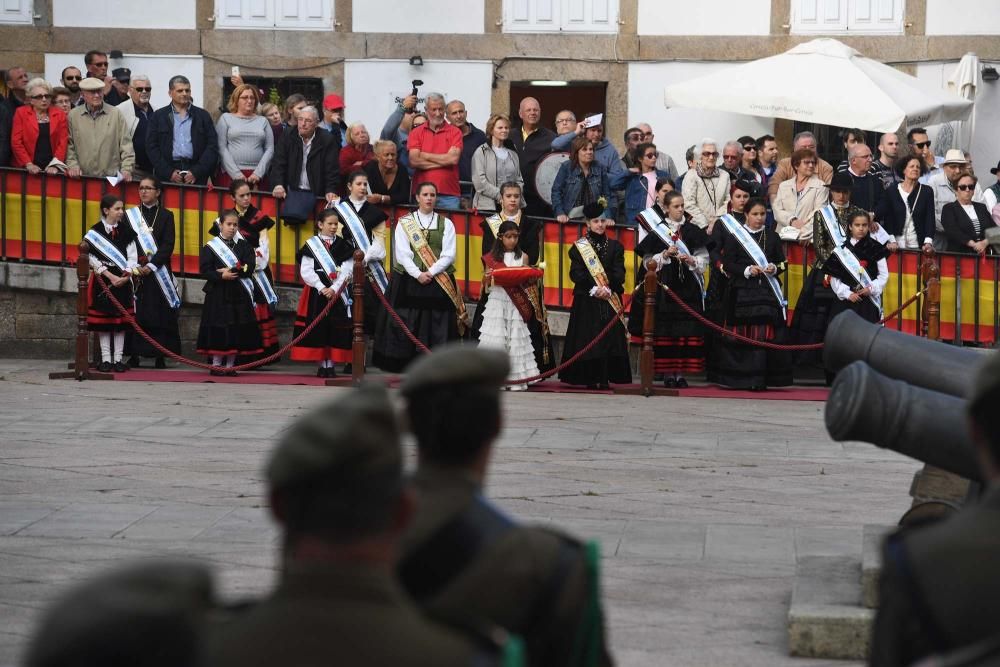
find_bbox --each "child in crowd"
[85,194,138,373]
[824,210,890,326]
[559,201,631,389]
[196,209,262,376]
[477,220,542,391]
[289,209,356,377]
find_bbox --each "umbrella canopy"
[663,38,973,133]
[945,52,980,152]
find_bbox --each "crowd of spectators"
[1,55,998,253]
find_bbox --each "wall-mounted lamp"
[409,55,423,67]
[983,66,999,83]
[109,50,123,60]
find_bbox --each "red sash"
[483,254,536,323]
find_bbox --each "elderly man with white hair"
[117,74,155,177]
[271,105,341,210]
[682,138,730,231]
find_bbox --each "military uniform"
[398,345,613,667]
[870,353,1000,667]
[208,383,508,667]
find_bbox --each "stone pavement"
[0,360,920,666]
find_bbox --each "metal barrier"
[1,167,996,345]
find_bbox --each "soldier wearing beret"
[25,559,215,667]
[398,344,614,667]
[870,352,1000,666]
[207,384,511,667]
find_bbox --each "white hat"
[942,149,969,166]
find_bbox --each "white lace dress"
[478,252,540,391]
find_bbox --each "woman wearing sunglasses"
[11,78,68,174]
[940,173,996,255]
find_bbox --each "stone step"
[862,524,894,609]
[787,555,873,660]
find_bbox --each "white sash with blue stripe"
[718,214,787,319]
[819,205,846,247]
[84,228,129,273]
[251,263,278,306]
[832,245,882,317]
[305,235,353,316]
[125,208,181,309]
[207,237,255,302]
[638,207,705,305]
[335,201,389,293]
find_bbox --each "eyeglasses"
[702,151,718,157]
[722,154,740,160]
[643,152,657,159]
[627,134,642,141]
[801,160,817,165]
[642,132,654,139]
[137,186,158,191]
[93,61,108,68]
[913,141,932,149]
[743,145,756,152]
[956,184,976,191]
[133,87,151,93]
[856,155,873,161]
[556,118,575,123]
[29,94,51,100]
[63,76,81,81]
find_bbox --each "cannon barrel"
[825,361,981,482]
[823,310,985,398]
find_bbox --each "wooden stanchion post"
[350,249,365,386]
[50,241,113,380]
[640,258,658,397]
[922,247,941,342]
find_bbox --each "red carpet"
[111,370,829,400]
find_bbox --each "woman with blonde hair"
[261,102,283,146]
[338,122,375,175]
[215,83,273,188]
[471,113,524,212]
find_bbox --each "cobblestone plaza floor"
[0,360,919,666]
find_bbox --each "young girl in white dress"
[477,219,541,391]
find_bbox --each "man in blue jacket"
[146,75,218,185]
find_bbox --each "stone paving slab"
[0,360,923,667]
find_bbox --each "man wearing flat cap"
[25,559,215,667]
[398,344,613,667]
[208,384,512,667]
[870,352,1000,667]
[65,77,134,180]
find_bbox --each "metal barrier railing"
[1,167,996,345]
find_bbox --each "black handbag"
[279,189,317,225]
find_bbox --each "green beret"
[399,343,510,397]
[266,383,401,491]
[969,352,1000,412]
[25,560,213,667]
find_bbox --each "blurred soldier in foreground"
[398,344,614,667]
[870,352,1000,667]
[208,384,511,667]
[25,560,214,667]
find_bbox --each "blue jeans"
[434,195,462,210]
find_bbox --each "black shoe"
[317,367,326,378]
[225,369,238,377]
[327,366,337,378]
[154,357,166,369]
[128,355,140,368]
[113,361,128,373]
[97,361,112,373]
[654,373,665,382]
[675,377,689,388]
[664,377,678,388]
[210,368,225,377]
[597,383,610,390]
[342,363,352,375]
[750,384,766,392]
[585,384,599,390]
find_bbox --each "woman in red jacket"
[338,123,375,175]
[11,78,68,174]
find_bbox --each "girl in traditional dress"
[332,170,388,349]
[125,176,181,369]
[372,182,464,372]
[559,202,631,389]
[473,181,552,372]
[478,220,542,391]
[290,209,356,377]
[628,190,710,388]
[823,211,889,326]
[714,198,792,391]
[196,209,262,376]
[86,194,139,373]
[227,179,280,363]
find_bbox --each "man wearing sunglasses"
[117,75,155,177]
[84,50,125,106]
[60,67,83,107]
[907,127,943,184]
[926,149,984,250]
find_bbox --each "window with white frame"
[214,0,333,30]
[791,0,905,34]
[0,0,33,24]
[504,0,618,34]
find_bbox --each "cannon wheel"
[898,499,962,527]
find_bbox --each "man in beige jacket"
[66,77,134,180]
[766,131,833,200]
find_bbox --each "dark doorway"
[220,76,324,115]
[792,121,883,168]
[509,81,607,131]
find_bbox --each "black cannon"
[823,310,985,398]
